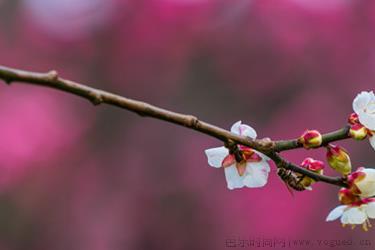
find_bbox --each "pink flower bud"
[326,144,352,175]
[298,130,322,149]
[349,123,368,141]
[348,112,360,125]
[298,158,325,188]
[301,157,325,172]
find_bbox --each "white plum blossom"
[353,91,375,150]
[326,199,375,231]
[348,168,375,198]
[205,121,271,190]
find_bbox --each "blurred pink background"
[0,0,374,249]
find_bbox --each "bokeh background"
[0,0,374,249]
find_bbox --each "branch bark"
[0,65,351,188]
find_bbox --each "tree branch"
[0,65,269,149]
[266,152,348,187]
[274,126,350,152]
[0,65,351,188]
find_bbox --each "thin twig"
[274,126,351,152]
[267,152,348,187]
[0,65,351,188]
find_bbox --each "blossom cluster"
[205,91,375,230]
[326,168,375,231]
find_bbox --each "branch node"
[257,137,275,151]
[46,70,59,81]
[90,94,104,105]
[187,115,199,128]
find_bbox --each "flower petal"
[326,205,346,221]
[236,162,247,176]
[353,91,373,114]
[222,154,236,168]
[255,150,271,162]
[342,207,367,224]
[365,202,375,219]
[224,165,245,190]
[230,121,257,138]
[340,211,350,225]
[243,161,270,188]
[358,168,375,198]
[230,121,242,134]
[353,91,375,130]
[358,111,375,131]
[205,146,229,168]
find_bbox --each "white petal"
[342,207,367,224]
[358,111,375,131]
[230,121,242,134]
[365,202,375,219]
[353,91,373,114]
[358,168,375,198]
[243,162,270,188]
[326,205,346,221]
[230,121,257,138]
[205,146,229,168]
[224,165,245,190]
[370,135,375,151]
[362,168,375,176]
[255,150,271,162]
[340,211,350,224]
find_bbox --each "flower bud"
[298,130,322,149]
[326,144,352,175]
[301,157,325,173]
[348,168,375,198]
[349,123,368,141]
[348,112,360,125]
[338,188,361,205]
[299,157,325,188]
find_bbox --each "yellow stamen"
[367,219,372,228]
[362,223,368,232]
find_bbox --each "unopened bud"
[349,123,368,141]
[299,157,325,188]
[348,112,360,125]
[301,157,325,173]
[298,130,322,149]
[326,144,352,175]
